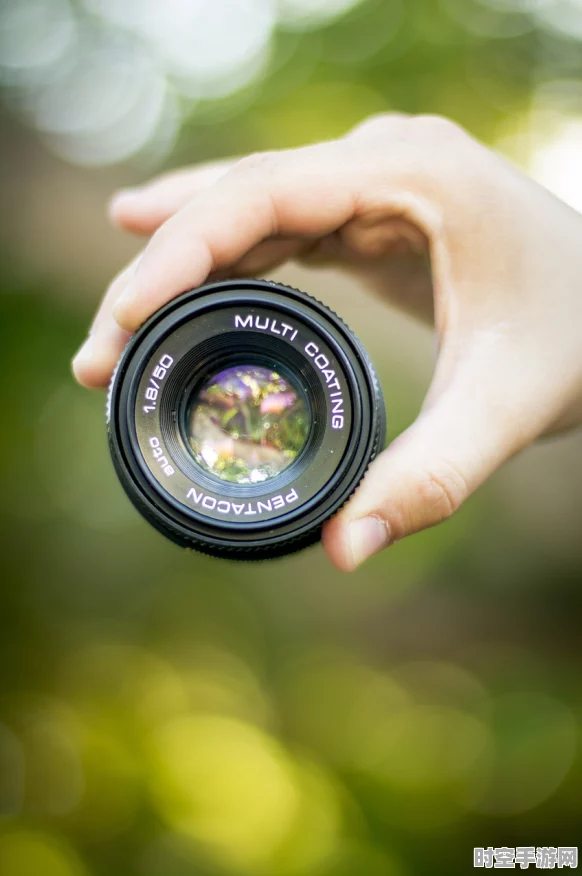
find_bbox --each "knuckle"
[232,151,279,177]
[349,112,409,139]
[350,113,471,158]
[407,114,467,141]
[373,459,470,544]
[414,461,468,522]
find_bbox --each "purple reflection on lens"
[186,364,310,485]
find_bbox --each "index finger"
[111,142,364,332]
[110,119,458,334]
[109,159,235,235]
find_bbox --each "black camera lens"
[107,279,385,560]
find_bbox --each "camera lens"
[185,362,310,485]
[107,279,385,560]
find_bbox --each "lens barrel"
[107,279,385,560]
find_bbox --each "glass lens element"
[186,364,310,484]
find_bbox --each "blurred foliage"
[2,1,582,875]
[2,0,582,165]
[1,261,582,876]
[189,365,309,483]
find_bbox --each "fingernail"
[348,515,390,568]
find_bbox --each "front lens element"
[186,363,310,485]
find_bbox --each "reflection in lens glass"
[187,364,310,485]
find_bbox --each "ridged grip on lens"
[107,279,386,561]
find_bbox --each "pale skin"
[73,114,582,571]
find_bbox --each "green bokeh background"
[1,1,582,874]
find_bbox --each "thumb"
[322,361,529,571]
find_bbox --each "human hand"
[73,115,582,571]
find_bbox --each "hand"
[73,114,582,571]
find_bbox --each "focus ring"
[107,279,385,561]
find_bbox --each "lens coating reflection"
[186,364,310,485]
